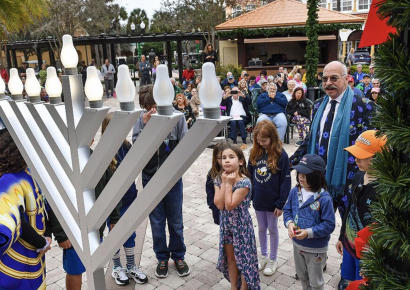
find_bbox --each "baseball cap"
[293,154,326,174]
[363,74,370,78]
[371,87,380,93]
[228,75,234,79]
[260,79,268,84]
[348,76,355,82]
[344,130,387,159]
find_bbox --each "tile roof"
[216,0,365,30]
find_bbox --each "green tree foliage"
[126,8,149,34]
[358,0,410,288]
[304,0,320,88]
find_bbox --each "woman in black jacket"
[286,87,311,145]
[202,43,217,65]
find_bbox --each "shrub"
[348,64,370,74]
[216,64,243,80]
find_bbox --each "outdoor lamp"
[0,76,5,99]
[199,63,221,119]
[153,64,174,115]
[84,66,103,108]
[8,68,24,101]
[25,68,41,103]
[140,21,145,35]
[45,67,63,104]
[130,22,135,32]
[116,64,135,111]
[61,34,79,75]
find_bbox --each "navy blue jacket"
[247,150,291,211]
[256,92,288,115]
[220,78,238,90]
[220,94,252,118]
[205,170,220,225]
[283,187,336,249]
[115,142,138,208]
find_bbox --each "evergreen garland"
[357,2,410,287]
[304,0,320,87]
[216,23,362,39]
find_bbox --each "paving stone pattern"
[46,91,342,289]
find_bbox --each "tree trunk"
[95,45,100,66]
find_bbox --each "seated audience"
[286,87,312,145]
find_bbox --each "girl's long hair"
[210,141,228,179]
[222,144,250,178]
[249,120,282,174]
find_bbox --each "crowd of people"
[0,58,386,290]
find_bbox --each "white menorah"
[0,35,229,289]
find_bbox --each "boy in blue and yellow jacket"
[283,154,335,290]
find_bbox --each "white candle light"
[116,65,135,111]
[61,35,79,74]
[8,68,24,101]
[153,65,174,115]
[199,63,222,119]
[45,67,63,104]
[84,66,103,108]
[25,68,41,103]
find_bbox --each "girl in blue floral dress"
[214,144,260,290]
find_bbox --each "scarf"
[307,89,353,198]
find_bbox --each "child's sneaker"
[258,254,269,271]
[126,265,148,284]
[155,261,168,278]
[174,259,190,277]
[263,259,278,276]
[111,266,130,285]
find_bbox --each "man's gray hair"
[267,83,277,91]
[357,64,362,68]
[170,77,176,82]
[267,75,274,81]
[227,72,233,77]
[372,78,380,83]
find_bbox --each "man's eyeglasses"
[322,74,346,83]
[372,82,380,85]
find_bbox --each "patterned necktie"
[317,100,338,163]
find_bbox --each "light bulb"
[61,35,79,72]
[26,68,41,103]
[130,22,135,31]
[84,66,103,108]
[140,21,145,29]
[8,68,24,100]
[0,76,5,99]
[199,63,222,119]
[116,65,135,111]
[45,67,63,104]
[153,64,174,115]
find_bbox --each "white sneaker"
[263,259,278,276]
[111,266,130,286]
[258,255,269,271]
[126,265,148,284]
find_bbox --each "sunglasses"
[322,74,346,83]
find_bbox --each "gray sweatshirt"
[101,63,116,80]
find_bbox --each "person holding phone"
[221,86,252,149]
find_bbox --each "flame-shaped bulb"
[116,65,135,111]
[153,64,174,115]
[199,63,222,119]
[85,66,103,108]
[45,67,63,104]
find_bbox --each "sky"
[115,0,162,19]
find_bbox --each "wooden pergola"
[4,32,207,81]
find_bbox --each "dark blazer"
[220,94,252,119]
[202,50,218,64]
[286,97,312,119]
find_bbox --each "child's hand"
[142,108,157,124]
[221,171,228,183]
[295,229,308,240]
[274,208,283,217]
[336,241,343,255]
[226,172,236,185]
[288,223,296,239]
[58,239,72,250]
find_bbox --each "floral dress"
[214,177,260,290]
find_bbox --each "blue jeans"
[142,173,186,262]
[182,80,194,89]
[257,113,287,141]
[229,116,249,143]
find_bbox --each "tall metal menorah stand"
[0,72,230,289]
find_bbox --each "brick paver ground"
[46,89,343,290]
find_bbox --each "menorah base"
[11,94,23,101]
[50,97,62,104]
[64,68,78,75]
[203,107,221,119]
[89,100,103,108]
[157,105,173,116]
[120,102,135,111]
[29,96,41,103]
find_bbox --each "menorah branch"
[76,107,110,149]
[91,117,230,270]
[45,103,68,142]
[86,113,183,231]
[81,109,142,192]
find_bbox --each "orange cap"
[344,130,387,159]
